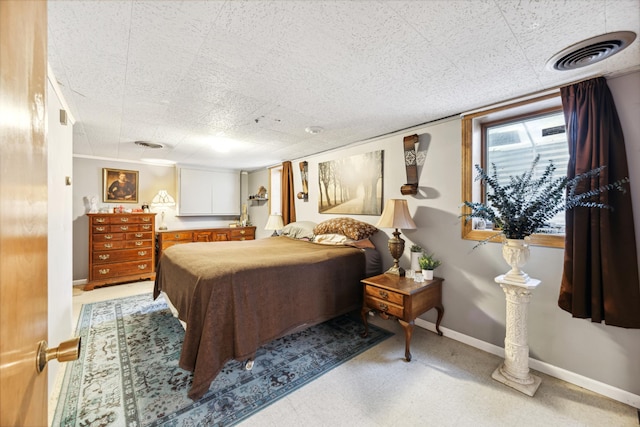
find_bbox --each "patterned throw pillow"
[313,217,378,241]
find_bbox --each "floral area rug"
[52,293,392,426]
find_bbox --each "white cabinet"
[176,167,240,216]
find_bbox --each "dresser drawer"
[110,224,145,232]
[92,248,153,264]
[365,285,404,306]
[91,216,110,225]
[124,239,152,249]
[364,295,404,318]
[231,228,254,240]
[126,231,153,240]
[93,233,125,242]
[161,231,193,241]
[92,225,110,233]
[92,260,153,279]
[92,241,126,251]
[108,215,151,224]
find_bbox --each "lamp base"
[385,265,406,277]
[158,225,168,231]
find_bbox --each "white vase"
[422,269,434,280]
[502,238,530,284]
[411,252,421,272]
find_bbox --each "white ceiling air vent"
[547,31,636,71]
[134,140,164,149]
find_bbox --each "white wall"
[265,71,640,402]
[47,76,74,395]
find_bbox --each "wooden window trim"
[461,93,565,249]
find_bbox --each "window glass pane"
[485,111,569,234]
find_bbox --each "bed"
[153,219,381,400]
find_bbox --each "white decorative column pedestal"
[491,274,542,396]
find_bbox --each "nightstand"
[361,273,444,362]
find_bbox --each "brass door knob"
[36,337,81,373]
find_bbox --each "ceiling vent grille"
[547,31,636,71]
[134,140,164,149]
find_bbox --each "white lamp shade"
[376,199,417,229]
[265,214,284,231]
[151,190,175,207]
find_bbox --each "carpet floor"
[52,292,392,426]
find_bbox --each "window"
[462,93,567,248]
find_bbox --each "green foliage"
[418,253,441,270]
[410,244,423,252]
[461,155,629,241]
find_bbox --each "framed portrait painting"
[103,168,138,203]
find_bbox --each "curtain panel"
[280,161,296,225]
[558,77,640,328]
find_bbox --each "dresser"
[360,273,444,362]
[87,213,156,290]
[156,226,256,260]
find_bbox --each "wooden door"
[0,1,49,426]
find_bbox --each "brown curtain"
[558,77,640,328]
[280,161,296,225]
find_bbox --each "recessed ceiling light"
[135,140,164,149]
[547,31,636,71]
[305,126,324,134]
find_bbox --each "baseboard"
[415,318,640,409]
[72,279,87,286]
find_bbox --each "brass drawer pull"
[104,243,112,249]
[137,251,147,256]
[135,241,143,246]
[120,218,129,222]
[174,234,180,238]
[96,226,105,232]
[142,217,151,222]
[104,235,113,240]
[120,226,129,231]
[142,225,151,230]
[96,218,106,223]
[98,254,110,260]
[240,230,245,234]
[378,302,389,312]
[240,237,245,241]
[135,233,143,237]
[98,268,110,275]
[138,264,147,269]
[378,290,388,299]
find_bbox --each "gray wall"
[71,72,640,399]
[258,71,640,398]
[72,158,241,281]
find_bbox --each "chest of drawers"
[156,226,256,260]
[87,213,156,290]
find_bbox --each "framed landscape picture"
[318,150,383,215]
[103,168,138,203]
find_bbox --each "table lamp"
[265,214,284,237]
[375,199,417,276]
[151,190,175,230]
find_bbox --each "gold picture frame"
[103,168,139,203]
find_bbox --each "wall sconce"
[375,199,417,276]
[297,161,309,201]
[401,134,419,195]
[151,190,175,230]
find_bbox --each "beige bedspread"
[153,236,366,400]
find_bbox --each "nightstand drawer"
[364,285,403,305]
[365,296,404,318]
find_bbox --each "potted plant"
[418,253,441,280]
[461,155,628,282]
[410,244,423,273]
